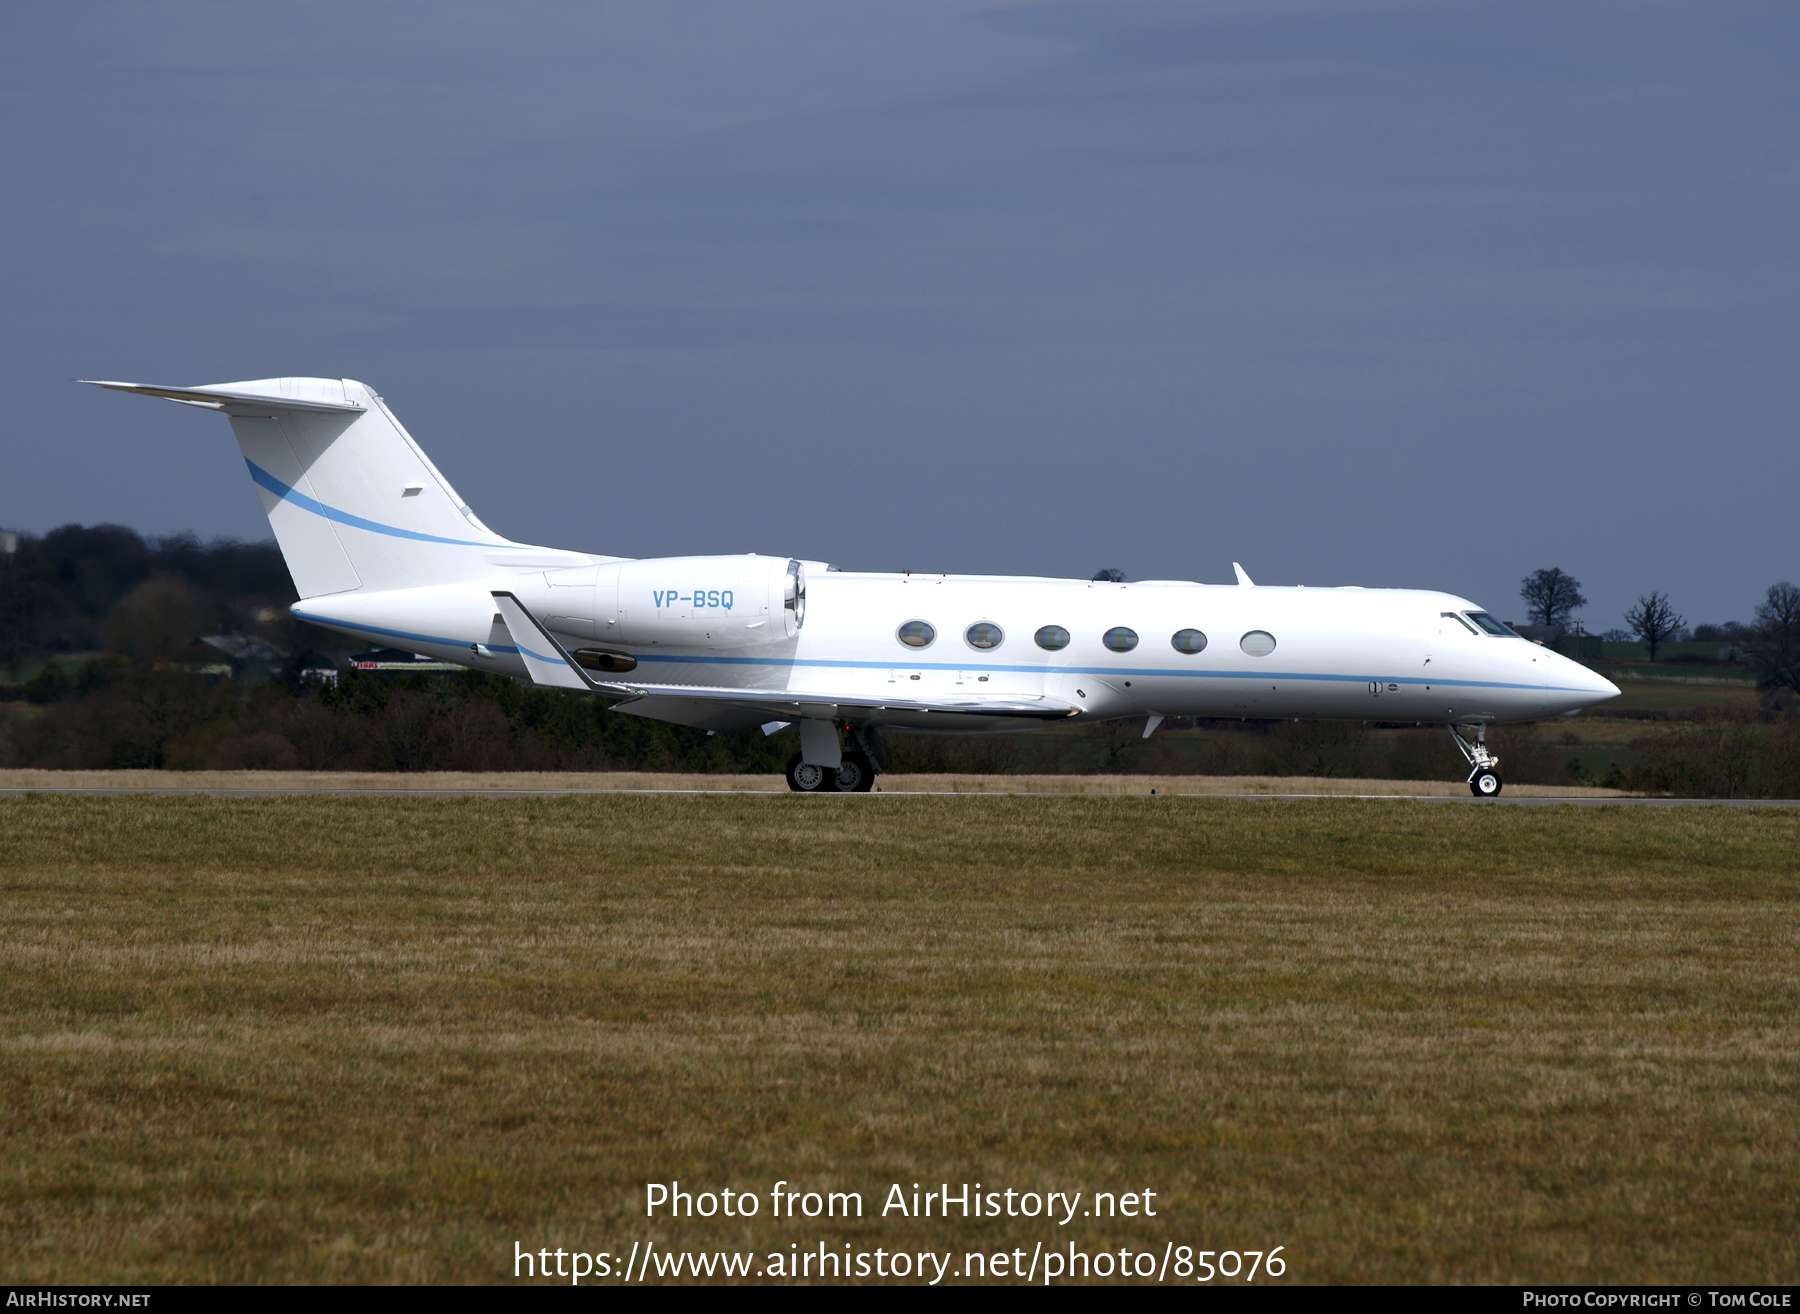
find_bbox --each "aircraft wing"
[597,683,1077,720]
[491,591,1077,728]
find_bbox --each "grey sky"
[3,0,1795,630]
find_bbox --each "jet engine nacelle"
[515,555,805,650]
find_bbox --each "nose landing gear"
[1449,724,1503,797]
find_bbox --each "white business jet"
[84,377,1619,795]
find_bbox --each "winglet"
[1233,562,1255,586]
[491,591,617,693]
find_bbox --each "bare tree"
[1624,591,1685,662]
[1092,569,1127,583]
[1750,581,1800,697]
[1519,567,1587,629]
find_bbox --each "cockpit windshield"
[1465,612,1514,636]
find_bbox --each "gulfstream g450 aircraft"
[85,376,1620,795]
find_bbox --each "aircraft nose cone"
[1575,669,1622,706]
[1549,658,1621,712]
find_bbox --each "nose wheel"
[1449,724,1504,798]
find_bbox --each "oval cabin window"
[1240,630,1277,657]
[897,620,936,649]
[1034,625,1070,651]
[965,622,1004,650]
[1103,627,1139,653]
[1171,628,1208,654]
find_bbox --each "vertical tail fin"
[84,377,550,597]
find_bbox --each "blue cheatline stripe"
[247,460,497,548]
[294,610,1583,693]
[625,652,1576,693]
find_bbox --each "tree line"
[8,656,1797,795]
[1520,566,1798,698]
[2,527,1796,792]
[0,523,307,673]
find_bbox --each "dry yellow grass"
[0,769,1624,797]
[1,794,1794,1285]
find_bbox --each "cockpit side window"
[1442,611,1480,635]
[1464,612,1514,636]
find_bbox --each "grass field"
[1598,681,1762,717]
[2,794,1797,1285]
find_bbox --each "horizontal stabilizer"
[80,380,365,414]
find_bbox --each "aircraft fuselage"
[294,568,1618,733]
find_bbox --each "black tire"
[1470,769,1502,798]
[786,753,829,793]
[829,751,876,793]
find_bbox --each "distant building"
[1506,622,1601,662]
[200,633,286,680]
[348,646,464,674]
[1510,623,1562,645]
[1551,632,1603,662]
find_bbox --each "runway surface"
[1,787,1794,806]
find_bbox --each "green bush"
[0,664,797,773]
[1623,714,1800,799]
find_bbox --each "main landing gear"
[787,750,876,793]
[785,725,884,793]
[1449,724,1503,797]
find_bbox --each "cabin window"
[1034,625,1070,651]
[1171,628,1208,654]
[1103,627,1139,652]
[965,622,1004,651]
[896,620,936,648]
[1240,630,1276,656]
[1465,612,1513,636]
